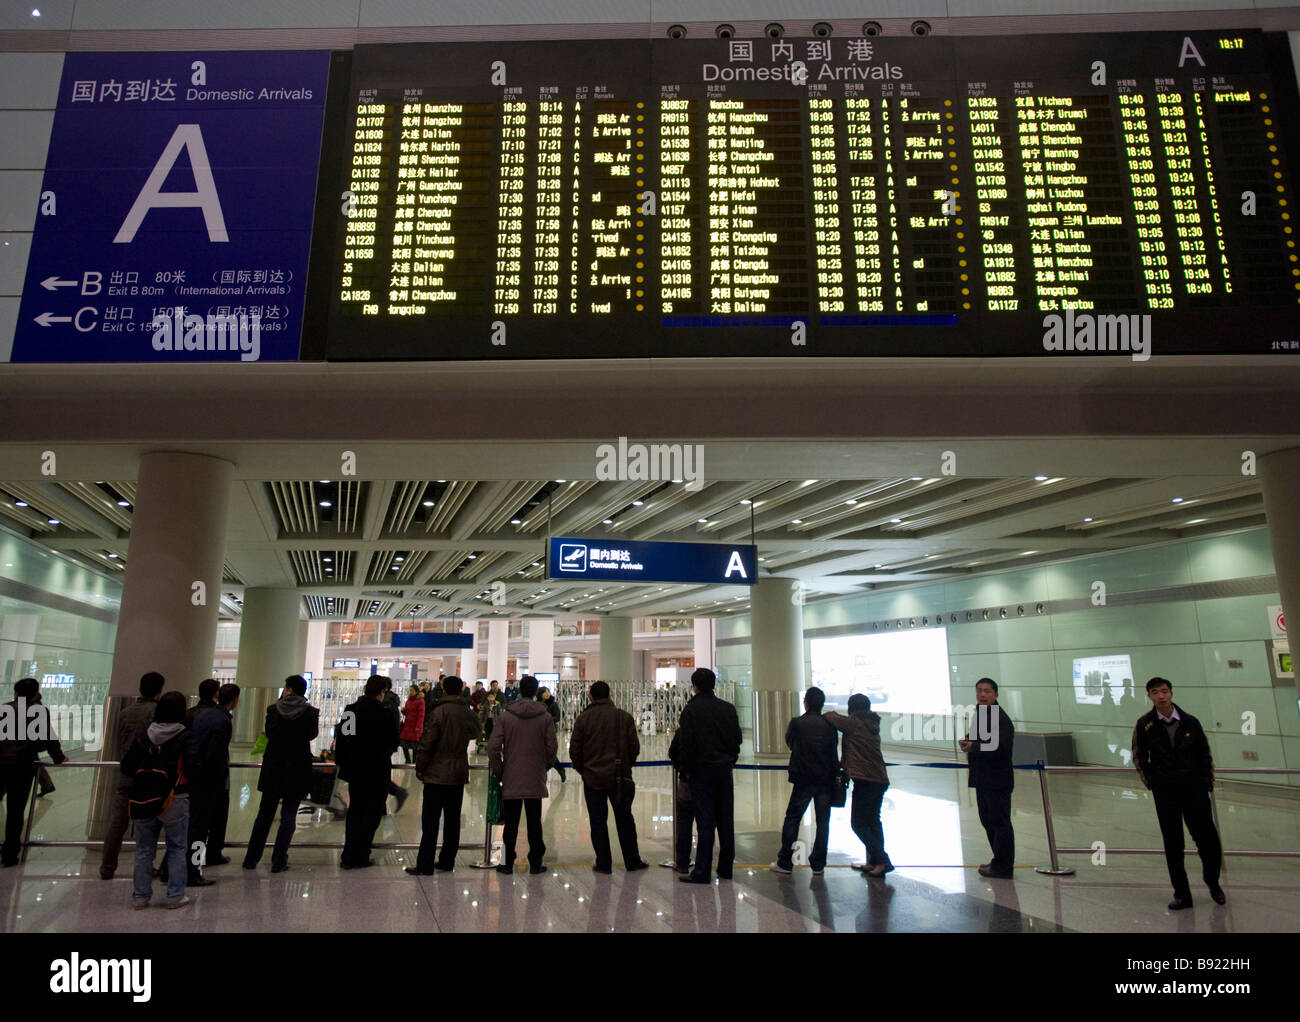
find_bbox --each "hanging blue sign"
[546,537,757,585]
[11,50,329,362]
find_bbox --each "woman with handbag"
[825,693,893,877]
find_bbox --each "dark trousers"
[342,779,387,866]
[584,785,641,869]
[208,784,229,859]
[416,783,464,871]
[187,778,227,874]
[975,785,1014,872]
[676,797,696,871]
[0,764,35,863]
[1152,781,1222,898]
[243,791,303,868]
[99,783,133,873]
[851,780,891,867]
[687,767,735,881]
[777,781,833,871]
[501,797,545,867]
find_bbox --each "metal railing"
[16,758,1300,872]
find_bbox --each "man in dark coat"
[771,686,839,876]
[569,681,648,873]
[488,675,557,874]
[100,671,164,879]
[184,679,219,727]
[0,678,67,866]
[671,667,742,884]
[406,676,481,875]
[186,682,239,883]
[959,677,1016,879]
[337,674,399,869]
[1131,676,1224,910]
[243,676,319,873]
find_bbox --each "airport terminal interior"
[1,2,1300,936]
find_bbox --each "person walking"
[380,676,409,813]
[671,668,742,884]
[0,678,67,866]
[337,674,399,869]
[770,687,839,877]
[100,671,165,880]
[1131,676,1225,909]
[568,681,649,874]
[121,691,197,909]
[399,685,425,764]
[488,675,556,875]
[959,678,1016,879]
[186,682,239,883]
[243,676,319,873]
[406,676,481,875]
[825,693,892,877]
[539,686,566,781]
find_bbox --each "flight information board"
[321,31,1300,359]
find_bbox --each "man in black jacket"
[183,679,219,727]
[671,668,742,884]
[337,674,399,869]
[0,678,67,866]
[569,681,648,874]
[959,678,1016,879]
[1131,677,1224,909]
[186,682,239,883]
[771,687,839,876]
[244,675,320,873]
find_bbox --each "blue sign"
[12,50,330,362]
[390,632,474,649]
[331,658,362,669]
[546,537,757,586]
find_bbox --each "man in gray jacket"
[407,676,481,875]
[100,671,165,879]
[569,681,649,874]
[825,693,892,876]
[488,675,557,875]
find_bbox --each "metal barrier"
[18,758,1300,872]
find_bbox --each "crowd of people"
[0,668,1227,914]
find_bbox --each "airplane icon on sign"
[559,544,587,572]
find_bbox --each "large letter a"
[114,124,228,243]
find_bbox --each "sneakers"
[769,862,793,875]
[163,895,191,910]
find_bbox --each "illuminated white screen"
[1072,653,1133,707]
[809,628,952,717]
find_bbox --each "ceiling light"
[845,499,857,505]
[107,553,119,559]
[1082,517,1093,523]
[1186,518,1207,525]
[1171,497,1184,503]
[910,476,922,481]
[632,500,643,506]
[322,556,333,562]
[47,518,59,525]
[758,557,765,562]
[468,554,477,559]
[14,501,28,508]
[532,561,540,567]
[1021,550,1037,556]
[698,518,708,523]
[890,517,902,524]
[1034,475,1048,482]
[510,518,522,525]
[603,518,614,524]
[555,479,566,483]
[390,566,400,572]
[319,500,332,508]
[423,500,435,507]
[394,556,404,562]
[802,480,816,487]
[740,499,752,505]
[791,519,802,524]
[320,479,330,484]
[117,500,131,507]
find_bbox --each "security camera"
[765,22,785,38]
[862,21,882,37]
[911,20,931,36]
[813,22,833,38]
[668,24,687,39]
[715,23,735,38]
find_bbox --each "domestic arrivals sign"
[12,50,329,362]
[547,537,757,585]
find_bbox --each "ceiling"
[0,467,1268,622]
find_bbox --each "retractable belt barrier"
[18,759,1300,872]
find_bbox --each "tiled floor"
[3,736,1297,933]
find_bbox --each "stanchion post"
[19,767,41,864]
[471,770,497,869]
[659,766,678,869]
[1033,761,1075,877]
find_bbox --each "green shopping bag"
[486,773,503,825]
[251,732,268,756]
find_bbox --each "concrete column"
[1260,448,1300,703]
[751,577,804,755]
[693,617,716,671]
[93,451,232,837]
[528,618,555,676]
[302,620,327,682]
[599,616,633,681]
[486,618,509,683]
[232,587,303,743]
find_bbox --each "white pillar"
[457,620,477,680]
[303,620,327,681]
[599,617,634,681]
[487,618,509,683]
[528,619,555,675]
[751,577,804,755]
[693,617,716,671]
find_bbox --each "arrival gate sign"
[547,537,757,585]
[12,50,329,362]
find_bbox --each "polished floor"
[3,735,1297,933]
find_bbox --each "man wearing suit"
[959,677,1016,879]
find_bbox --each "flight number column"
[339,95,391,315]
[968,95,1021,311]
[659,97,694,313]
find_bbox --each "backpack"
[128,739,180,820]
